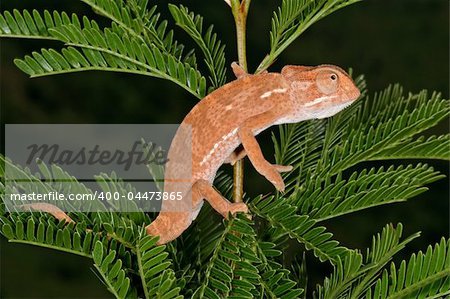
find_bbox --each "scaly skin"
[21,63,360,245]
[146,63,361,244]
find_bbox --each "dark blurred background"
[1,0,448,298]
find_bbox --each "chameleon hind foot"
[194,180,249,218]
[226,202,249,218]
[231,62,247,78]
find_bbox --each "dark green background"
[1,0,448,298]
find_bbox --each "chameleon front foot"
[262,163,293,192]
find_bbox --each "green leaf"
[296,164,444,222]
[81,0,189,62]
[196,214,265,298]
[169,4,226,90]
[14,24,207,98]
[0,9,85,40]
[251,196,349,264]
[315,223,420,298]
[371,134,450,161]
[13,58,35,75]
[366,238,450,299]
[93,241,104,265]
[101,250,117,273]
[15,220,24,240]
[109,259,123,280]
[273,85,449,221]
[91,241,136,298]
[136,235,180,299]
[257,0,362,72]
[1,224,15,239]
[5,6,206,98]
[26,217,35,241]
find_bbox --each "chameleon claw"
[275,181,286,193]
[267,172,285,192]
[227,203,252,220]
[262,163,291,192]
[227,202,249,217]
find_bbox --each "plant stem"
[10,239,92,258]
[233,160,244,203]
[136,246,150,299]
[230,0,251,203]
[231,0,249,71]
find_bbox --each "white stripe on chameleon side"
[200,128,238,166]
[260,88,287,99]
[303,95,338,107]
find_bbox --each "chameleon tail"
[145,211,192,245]
[20,203,74,223]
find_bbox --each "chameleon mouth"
[335,100,355,112]
[345,99,356,107]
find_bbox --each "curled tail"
[145,211,192,245]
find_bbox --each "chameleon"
[19,63,360,245]
[145,63,360,244]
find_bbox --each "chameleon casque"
[146,63,360,244]
[23,63,360,245]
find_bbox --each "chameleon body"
[21,64,360,244]
[146,64,361,244]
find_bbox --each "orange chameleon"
[146,63,360,244]
[23,63,360,245]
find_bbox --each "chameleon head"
[282,65,361,119]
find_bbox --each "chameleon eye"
[316,71,339,94]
